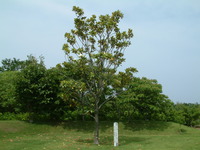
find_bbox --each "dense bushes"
[0,112,30,121]
[14,56,79,121]
[0,57,200,126]
[114,77,175,121]
[173,103,200,126]
[0,71,20,113]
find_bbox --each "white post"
[114,122,118,146]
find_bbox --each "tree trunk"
[94,109,100,145]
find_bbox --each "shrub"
[0,112,30,121]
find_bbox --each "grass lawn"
[0,120,200,150]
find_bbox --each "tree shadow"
[122,120,172,132]
[25,120,172,146]
[76,135,148,146]
[119,136,149,145]
[28,120,173,134]
[61,121,114,133]
[61,121,95,133]
[26,120,113,134]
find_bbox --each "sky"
[0,0,200,103]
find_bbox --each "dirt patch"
[0,121,25,133]
[0,126,19,133]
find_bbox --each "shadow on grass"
[61,121,114,133]
[77,135,148,146]
[28,120,173,134]
[60,121,171,134]
[122,120,172,132]
[27,120,113,134]
[27,120,177,138]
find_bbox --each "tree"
[0,71,20,112]
[40,66,79,121]
[62,6,133,144]
[12,56,79,121]
[0,58,25,72]
[174,103,200,126]
[116,77,174,121]
[15,56,46,114]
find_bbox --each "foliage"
[0,58,25,72]
[173,103,200,126]
[0,56,199,129]
[0,112,30,121]
[15,56,46,113]
[1,55,199,128]
[0,71,20,112]
[11,56,80,121]
[40,66,81,121]
[115,77,174,121]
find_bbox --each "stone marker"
[114,122,118,146]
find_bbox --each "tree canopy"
[0,58,25,72]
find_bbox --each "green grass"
[0,120,200,150]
